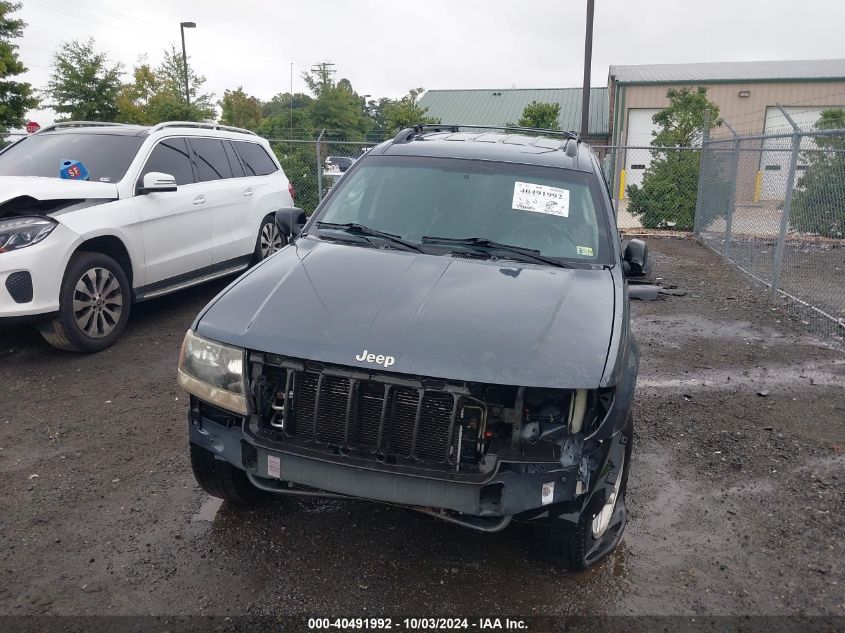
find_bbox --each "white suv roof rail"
[36,121,127,134]
[148,121,258,136]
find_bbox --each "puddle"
[639,360,845,391]
[191,496,223,524]
[612,543,628,578]
[632,315,825,348]
[793,453,845,475]
[713,480,776,498]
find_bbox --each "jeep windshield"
[313,155,613,265]
[0,132,144,183]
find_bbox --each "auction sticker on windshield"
[512,181,569,217]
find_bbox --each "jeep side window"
[233,141,278,176]
[191,138,233,182]
[139,137,195,186]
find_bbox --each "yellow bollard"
[618,170,626,200]
[754,170,763,203]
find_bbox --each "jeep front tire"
[190,443,268,507]
[531,414,633,570]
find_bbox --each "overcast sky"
[15,0,845,125]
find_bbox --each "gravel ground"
[0,237,842,625]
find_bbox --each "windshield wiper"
[421,236,569,268]
[316,222,425,253]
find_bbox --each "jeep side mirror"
[274,207,307,239]
[622,239,648,277]
[139,171,177,194]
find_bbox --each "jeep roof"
[369,125,596,172]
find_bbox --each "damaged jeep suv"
[179,125,644,570]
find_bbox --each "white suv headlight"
[177,330,248,415]
[0,216,57,253]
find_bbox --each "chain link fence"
[0,131,26,150]
[267,131,390,215]
[695,112,845,344]
[597,145,703,231]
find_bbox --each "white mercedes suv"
[0,121,294,352]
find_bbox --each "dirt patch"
[0,237,842,620]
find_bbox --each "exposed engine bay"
[244,353,615,482]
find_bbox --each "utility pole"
[290,62,294,136]
[580,0,595,138]
[180,21,196,107]
[310,62,336,87]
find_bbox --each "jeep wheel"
[532,414,633,570]
[190,444,268,507]
[38,251,131,353]
[253,215,286,263]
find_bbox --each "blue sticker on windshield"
[59,159,90,181]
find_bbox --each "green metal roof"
[416,88,609,136]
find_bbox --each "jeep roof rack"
[148,121,258,136]
[392,124,580,145]
[36,121,128,134]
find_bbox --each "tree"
[0,1,37,133]
[301,64,372,140]
[115,62,158,124]
[791,109,845,238]
[509,101,560,130]
[651,86,721,147]
[262,92,312,119]
[626,87,721,230]
[45,39,122,121]
[151,44,215,121]
[221,88,262,129]
[220,87,262,129]
[257,92,313,138]
[382,87,438,132]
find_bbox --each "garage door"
[624,108,661,189]
[760,106,833,200]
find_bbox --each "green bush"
[271,142,328,215]
[791,169,845,238]
[626,150,700,230]
[790,109,845,238]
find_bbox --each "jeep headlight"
[177,330,248,415]
[0,216,57,253]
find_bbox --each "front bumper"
[189,406,618,520]
[0,223,77,318]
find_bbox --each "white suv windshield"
[316,156,612,264]
[0,132,144,182]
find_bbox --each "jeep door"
[134,136,213,285]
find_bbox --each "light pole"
[580,0,594,138]
[180,21,196,107]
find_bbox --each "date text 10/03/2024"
[307,618,528,630]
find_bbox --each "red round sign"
[25,121,40,134]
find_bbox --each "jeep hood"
[196,239,617,388]
[0,176,119,207]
